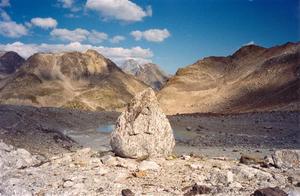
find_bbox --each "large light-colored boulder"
[110,88,175,159]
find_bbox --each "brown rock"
[183,184,211,196]
[121,189,135,196]
[251,187,287,196]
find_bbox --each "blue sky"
[0,0,299,73]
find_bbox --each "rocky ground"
[1,141,300,196]
[0,104,299,195]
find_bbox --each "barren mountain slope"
[0,50,147,111]
[0,51,25,75]
[121,59,169,90]
[158,42,300,114]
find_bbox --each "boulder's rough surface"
[272,150,300,169]
[110,88,175,159]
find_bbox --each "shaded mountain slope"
[158,42,300,114]
[0,51,25,75]
[0,50,147,111]
[121,59,169,90]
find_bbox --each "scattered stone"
[272,150,300,169]
[63,180,74,188]
[189,163,203,170]
[251,187,288,196]
[133,171,147,178]
[240,155,264,165]
[183,184,211,196]
[121,189,135,196]
[101,155,118,166]
[181,155,191,160]
[186,126,192,131]
[110,88,175,159]
[138,160,160,171]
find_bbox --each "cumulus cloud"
[50,28,108,43]
[85,0,151,22]
[0,0,10,7]
[110,35,125,44]
[88,30,108,43]
[50,28,90,42]
[31,17,57,29]
[0,21,28,38]
[0,41,153,65]
[131,28,170,42]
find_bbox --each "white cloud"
[131,28,170,42]
[58,0,73,8]
[244,41,255,46]
[85,0,151,22]
[50,28,90,42]
[0,0,10,7]
[0,41,153,65]
[50,28,108,43]
[88,30,108,43]
[31,17,57,29]
[0,9,10,21]
[110,35,125,44]
[57,0,80,12]
[0,21,28,38]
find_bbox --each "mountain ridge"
[158,42,300,114]
[0,50,147,111]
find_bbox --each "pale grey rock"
[138,160,160,171]
[101,155,119,166]
[272,150,300,169]
[0,142,40,170]
[110,88,175,159]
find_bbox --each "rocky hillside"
[0,51,25,75]
[0,50,147,111]
[158,42,300,114]
[121,59,169,90]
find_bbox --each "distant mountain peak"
[121,59,169,90]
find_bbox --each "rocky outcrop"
[0,50,147,111]
[272,150,300,169]
[110,88,175,159]
[0,51,25,75]
[158,42,300,114]
[121,59,169,90]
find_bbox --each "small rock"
[240,155,264,165]
[186,126,192,131]
[181,155,191,160]
[189,163,203,170]
[63,180,74,188]
[133,171,147,178]
[121,189,135,196]
[138,160,160,171]
[251,187,287,196]
[101,155,118,166]
[183,184,211,196]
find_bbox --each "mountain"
[0,51,25,75]
[0,50,147,111]
[158,42,300,114]
[121,59,169,90]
